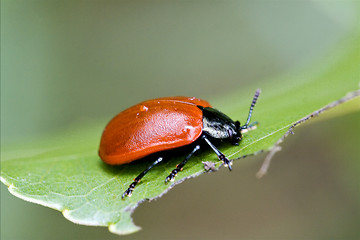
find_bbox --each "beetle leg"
[202,135,232,171]
[165,144,201,183]
[122,156,164,199]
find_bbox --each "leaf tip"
[108,220,141,235]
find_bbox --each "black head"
[199,89,261,145]
[200,107,242,145]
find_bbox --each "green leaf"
[2,18,360,238]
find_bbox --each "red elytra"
[99,97,211,165]
[99,90,260,198]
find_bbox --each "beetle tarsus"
[165,169,178,183]
[165,173,177,183]
[224,160,233,171]
[219,154,232,171]
[122,186,134,199]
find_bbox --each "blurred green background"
[1,1,359,239]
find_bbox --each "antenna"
[241,89,261,129]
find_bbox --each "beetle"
[99,89,261,198]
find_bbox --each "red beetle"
[99,90,260,198]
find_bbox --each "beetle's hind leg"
[165,144,201,183]
[122,156,164,199]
